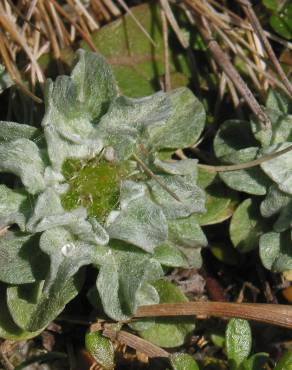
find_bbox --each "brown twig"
[136,302,292,329]
[194,15,271,130]
[160,4,171,92]
[103,327,169,358]
[237,0,292,96]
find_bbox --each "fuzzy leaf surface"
[96,241,163,320]
[0,139,45,194]
[0,231,48,284]
[226,319,252,370]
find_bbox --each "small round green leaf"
[85,331,114,370]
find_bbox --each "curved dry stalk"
[103,327,169,358]
[136,302,292,329]
[198,144,292,172]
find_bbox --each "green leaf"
[260,142,292,195]
[106,196,168,253]
[0,231,48,284]
[153,157,198,178]
[240,353,269,370]
[6,226,99,331]
[43,122,102,172]
[85,3,190,97]
[153,244,188,267]
[259,231,292,272]
[85,331,114,370]
[266,90,291,114]
[260,185,292,232]
[138,280,196,348]
[7,271,84,332]
[96,92,171,159]
[230,199,267,253]
[168,214,207,248]
[270,12,292,40]
[214,120,269,195]
[148,175,205,219]
[213,120,258,158]
[71,49,117,120]
[197,180,238,226]
[0,121,40,143]
[262,0,278,11]
[218,147,270,195]
[0,285,40,340]
[251,110,292,147]
[96,241,163,320]
[225,319,252,370]
[39,227,104,290]
[260,184,291,218]
[0,185,30,231]
[148,88,205,150]
[274,351,292,370]
[170,353,200,370]
[41,50,116,170]
[0,138,45,194]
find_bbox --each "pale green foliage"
[215,90,292,272]
[170,353,200,370]
[226,319,252,370]
[85,331,115,370]
[0,49,206,343]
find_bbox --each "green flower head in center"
[0,50,207,340]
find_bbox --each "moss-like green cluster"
[61,157,129,222]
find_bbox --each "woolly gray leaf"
[153,157,198,178]
[96,92,171,159]
[148,175,205,219]
[259,231,292,272]
[0,121,40,143]
[0,138,45,194]
[148,88,205,150]
[168,214,207,248]
[0,185,30,230]
[7,273,84,332]
[0,231,48,284]
[106,196,168,252]
[261,142,292,195]
[97,241,163,320]
[0,286,40,340]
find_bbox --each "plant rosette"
[213,90,292,273]
[0,50,207,340]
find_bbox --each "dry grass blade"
[160,4,171,92]
[48,0,98,52]
[103,327,169,358]
[237,0,292,96]
[160,0,189,48]
[136,302,292,329]
[115,0,156,46]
